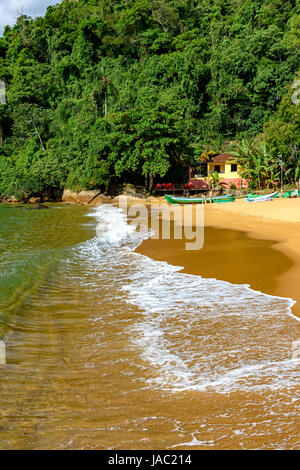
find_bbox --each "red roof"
[211,153,236,163]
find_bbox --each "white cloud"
[0,0,62,35]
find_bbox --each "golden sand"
[137,197,300,318]
[0,200,298,449]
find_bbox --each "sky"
[0,0,62,34]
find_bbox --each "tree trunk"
[31,119,45,151]
[149,174,153,191]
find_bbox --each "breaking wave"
[78,204,300,394]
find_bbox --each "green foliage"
[282,14,300,50]
[107,102,193,178]
[264,73,300,184]
[231,137,280,189]
[209,171,221,189]
[0,0,299,197]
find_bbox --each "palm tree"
[284,144,300,186]
[231,138,277,189]
[90,67,119,118]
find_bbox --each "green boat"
[275,190,300,198]
[165,194,205,204]
[247,190,299,199]
[213,196,235,203]
[165,194,235,204]
[246,191,279,199]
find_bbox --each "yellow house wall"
[208,162,243,179]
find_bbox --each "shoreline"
[136,198,300,318]
[3,196,300,317]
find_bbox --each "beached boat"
[244,191,279,203]
[246,191,279,199]
[213,195,235,204]
[273,190,300,198]
[165,194,206,204]
[165,194,235,204]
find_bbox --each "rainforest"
[0,0,299,198]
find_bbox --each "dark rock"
[33,204,48,210]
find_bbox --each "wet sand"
[136,198,300,318]
[1,202,299,450]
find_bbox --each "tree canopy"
[0,0,299,197]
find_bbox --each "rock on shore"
[62,190,113,205]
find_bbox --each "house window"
[210,164,224,174]
[231,164,238,172]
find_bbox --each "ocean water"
[0,203,299,449]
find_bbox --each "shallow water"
[0,203,299,449]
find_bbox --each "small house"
[189,153,248,189]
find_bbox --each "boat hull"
[245,196,273,203]
[244,192,279,203]
[213,197,235,204]
[165,195,205,204]
[165,194,235,205]
[275,190,300,198]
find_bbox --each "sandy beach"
[137,197,300,318]
[1,200,299,449]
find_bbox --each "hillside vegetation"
[0,0,299,198]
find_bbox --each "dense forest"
[0,0,299,198]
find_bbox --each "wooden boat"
[244,191,279,203]
[213,195,235,203]
[165,194,235,205]
[246,191,279,199]
[277,190,300,198]
[165,194,206,204]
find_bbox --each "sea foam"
[79,204,300,394]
